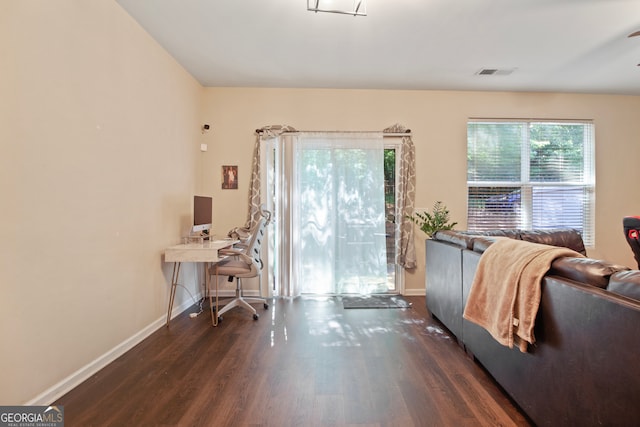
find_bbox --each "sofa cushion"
[520,228,587,255]
[478,229,521,239]
[608,270,640,301]
[550,257,630,289]
[520,229,587,255]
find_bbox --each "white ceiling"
[116,0,640,95]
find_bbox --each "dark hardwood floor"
[56,296,531,426]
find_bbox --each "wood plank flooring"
[56,296,531,426]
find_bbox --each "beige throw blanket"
[463,238,584,352]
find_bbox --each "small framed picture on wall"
[222,165,238,189]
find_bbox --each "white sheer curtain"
[292,132,387,294]
[241,125,297,234]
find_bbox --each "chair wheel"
[263,303,269,309]
[253,313,259,320]
[217,316,223,323]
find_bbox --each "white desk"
[164,239,237,326]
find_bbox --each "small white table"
[164,239,238,326]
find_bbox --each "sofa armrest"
[432,230,475,249]
[472,236,500,254]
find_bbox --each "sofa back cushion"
[434,229,523,250]
[520,229,586,255]
[434,228,586,256]
[608,270,640,301]
[550,257,630,289]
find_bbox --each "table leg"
[207,263,219,326]
[166,262,181,327]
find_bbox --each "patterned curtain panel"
[384,124,416,269]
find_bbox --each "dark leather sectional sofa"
[426,229,640,426]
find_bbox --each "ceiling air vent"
[476,68,516,76]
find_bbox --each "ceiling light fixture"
[475,68,516,76]
[629,31,640,66]
[307,0,366,16]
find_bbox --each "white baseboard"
[25,295,199,406]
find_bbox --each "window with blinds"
[467,120,595,246]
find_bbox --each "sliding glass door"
[263,132,401,296]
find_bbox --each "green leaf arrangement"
[408,201,458,237]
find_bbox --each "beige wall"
[201,87,640,294]
[1,1,203,404]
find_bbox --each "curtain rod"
[255,129,411,136]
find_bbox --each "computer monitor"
[192,195,212,234]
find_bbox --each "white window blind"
[467,120,595,246]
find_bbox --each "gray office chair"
[207,210,271,324]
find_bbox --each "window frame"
[467,119,595,246]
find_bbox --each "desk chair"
[208,210,271,324]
